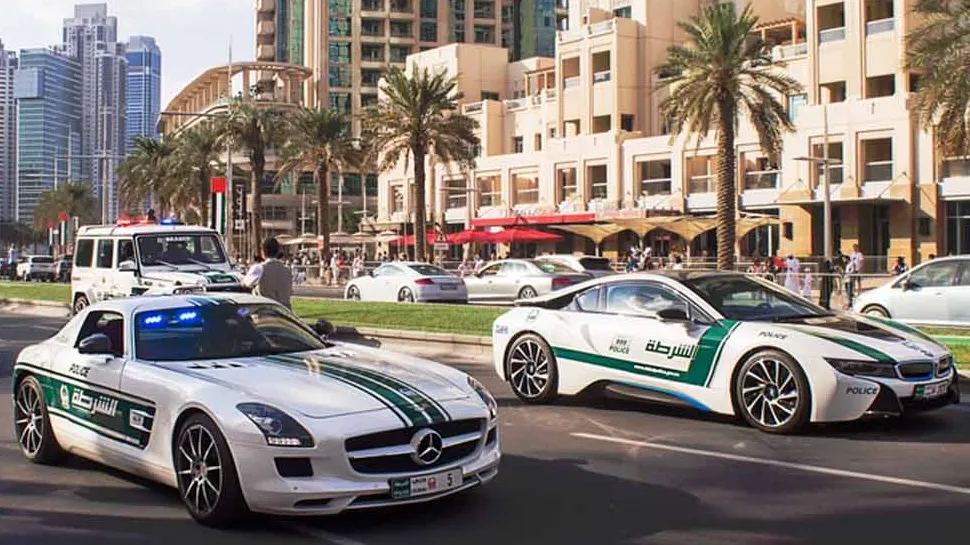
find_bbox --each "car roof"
[83,293,271,316]
[536,254,602,259]
[76,224,217,237]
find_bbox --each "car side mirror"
[78,333,113,355]
[313,319,336,338]
[656,307,689,322]
[118,260,136,272]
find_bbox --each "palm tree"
[117,136,175,215]
[362,67,479,260]
[656,2,801,270]
[907,0,970,155]
[277,108,356,262]
[32,182,99,231]
[170,124,223,226]
[221,99,287,250]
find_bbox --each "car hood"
[172,344,470,420]
[771,314,948,362]
[142,270,240,286]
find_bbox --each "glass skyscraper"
[0,40,17,222]
[14,47,82,225]
[125,36,161,152]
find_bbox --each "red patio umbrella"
[490,227,563,244]
[448,229,494,244]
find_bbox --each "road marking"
[284,523,369,545]
[571,432,970,496]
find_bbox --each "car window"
[117,239,135,265]
[479,263,503,277]
[32,256,53,264]
[499,262,525,275]
[578,257,612,271]
[373,264,401,277]
[958,262,970,287]
[96,239,114,269]
[572,286,602,312]
[605,282,688,317]
[76,311,125,357]
[136,233,227,266]
[75,239,94,267]
[408,264,450,276]
[909,261,959,288]
[531,260,575,274]
[683,275,827,321]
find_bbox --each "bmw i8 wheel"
[14,376,64,464]
[174,413,247,527]
[347,285,361,301]
[506,334,558,403]
[734,350,811,434]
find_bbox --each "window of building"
[390,21,413,38]
[330,93,352,117]
[329,65,352,88]
[453,0,466,16]
[362,43,384,62]
[557,167,578,201]
[390,45,411,63]
[909,73,921,92]
[474,24,495,44]
[391,184,406,213]
[587,165,608,199]
[477,174,501,207]
[865,74,895,98]
[329,42,351,63]
[329,17,351,37]
[614,6,632,18]
[361,68,383,87]
[592,115,611,134]
[639,160,672,196]
[548,125,556,138]
[474,0,495,18]
[513,173,539,205]
[534,133,542,151]
[811,142,845,185]
[817,2,846,42]
[361,94,378,107]
[513,136,524,153]
[262,206,289,220]
[420,22,438,42]
[446,178,468,208]
[820,81,846,102]
[453,28,466,42]
[864,0,894,35]
[564,119,580,137]
[620,114,634,132]
[420,0,437,18]
[341,173,362,196]
[862,138,893,184]
[390,0,412,13]
[362,0,384,10]
[365,174,378,195]
[362,19,384,37]
[481,90,499,101]
[787,93,807,122]
[330,0,352,13]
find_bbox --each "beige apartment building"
[374,0,970,270]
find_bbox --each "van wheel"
[73,295,89,314]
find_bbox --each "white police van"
[71,217,245,313]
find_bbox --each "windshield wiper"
[145,259,179,271]
[185,258,213,271]
[771,312,834,322]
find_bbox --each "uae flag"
[211,177,227,234]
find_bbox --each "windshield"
[578,257,612,271]
[682,275,830,321]
[531,260,576,274]
[135,303,326,361]
[407,264,451,276]
[136,233,227,267]
[31,256,53,264]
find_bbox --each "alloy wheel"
[348,286,361,300]
[176,424,224,517]
[739,358,800,429]
[508,339,550,399]
[399,288,414,303]
[14,382,44,457]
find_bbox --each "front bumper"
[232,415,500,516]
[864,373,961,417]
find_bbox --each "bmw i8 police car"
[491,271,959,434]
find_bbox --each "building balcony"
[558,28,584,43]
[504,98,526,110]
[593,70,611,84]
[588,19,614,36]
[743,170,780,191]
[563,76,581,89]
[819,27,846,43]
[640,178,672,196]
[687,174,715,194]
[362,0,384,11]
[257,44,275,61]
[257,0,275,13]
[772,42,807,61]
[257,20,275,35]
[463,101,483,114]
[866,18,894,36]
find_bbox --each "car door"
[91,239,115,301]
[48,310,133,453]
[368,263,402,301]
[581,281,715,384]
[72,238,96,295]
[465,262,503,300]
[885,260,957,323]
[494,261,527,300]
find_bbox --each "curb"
[0,298,70,310]
[332,325,492,347]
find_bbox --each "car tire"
[174,413,248,527]
[73,295,89,314]
[346,285,361,301]
[14,376,66,465]
[505,334,559,404]
[861,305,890,318]
[518,286,538,299]
[398,287,415,303]
[733,350,811,434]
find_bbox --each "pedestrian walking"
[241,236,293,309]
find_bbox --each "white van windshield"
[136,234,227,267]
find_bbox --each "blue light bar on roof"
[160,217,179,225]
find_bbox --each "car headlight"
[236,403,314,447]
[467,376,497,420]
[825,358,897,379]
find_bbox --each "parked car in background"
[852,255,970,327]
[55,254,72,282]
[463,259,591,302]
[0,258,10,279]
[534,254,615,278]
[344,261,468,303]
[16,255,55,282]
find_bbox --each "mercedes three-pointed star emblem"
[410,429,443,466]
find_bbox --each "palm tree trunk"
[716,97,737,271]
[251,154,264,256]
[316,164,330,276]
[412,146,428,261]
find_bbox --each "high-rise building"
[63,3,128,222]
[512,0,558,60]
[14,47,82,226]
[125,36,162,152]
[257,0,306,65]
[0,40,17,222]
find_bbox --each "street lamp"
[793,87,840,260]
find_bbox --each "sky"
[0,0,256,107]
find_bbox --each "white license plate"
[914,380,949,400]
[389,468,463,499]
[439,285,457,291]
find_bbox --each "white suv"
[71,221,245,313]
[16,255,56,282]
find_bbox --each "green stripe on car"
[865,315,940,344]
[788,326,896,363]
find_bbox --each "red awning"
[489,227,563,244]
[470,213,596,227]
[449,229,494,244]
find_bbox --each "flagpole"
[225,38,234,259]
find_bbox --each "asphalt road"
[1,312,970,545]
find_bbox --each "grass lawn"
[293,299,504,336]
[0,281,70,303]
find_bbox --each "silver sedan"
[464,259,591,302]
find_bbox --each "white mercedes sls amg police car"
[491,271,960,434]
[12,294,500,526]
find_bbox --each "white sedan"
[491,271,960,434]
[12,294,500,526]
[344,262,468,303]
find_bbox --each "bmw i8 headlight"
[236,403,314,447]
[468,376,498,420]
[824,358,897,379]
